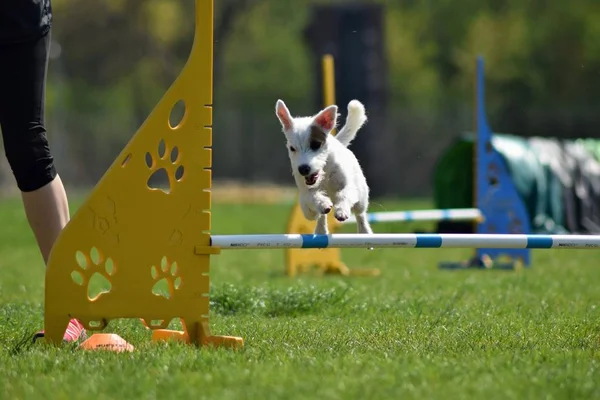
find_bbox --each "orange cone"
[79,333,134,352]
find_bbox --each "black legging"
[0,31,56,192]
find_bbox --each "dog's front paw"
[334,208,350,222]
[316,200,333,215]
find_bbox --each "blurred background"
[0,0,598,200]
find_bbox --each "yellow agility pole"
[43,0,243,350]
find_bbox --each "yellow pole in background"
[322,54,337,134]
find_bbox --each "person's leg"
[0,33,69,264]
[0,32,85,342]
[21,174,70,265]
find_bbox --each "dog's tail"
[335,100,367,147]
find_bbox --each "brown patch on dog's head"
[309,126,327,151]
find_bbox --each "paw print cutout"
[146,139,185,194]
[151,256,182,299]
[71,246,116,301]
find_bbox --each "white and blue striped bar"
[343,208,482,224]
[210,233,600,250]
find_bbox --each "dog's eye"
[309,140,322,151]
[289,146,296,152]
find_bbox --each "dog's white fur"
[275,99,373,235]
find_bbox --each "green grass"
[1,195,600,399]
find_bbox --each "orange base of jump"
[152,329,244,348]
[79,333,134,353]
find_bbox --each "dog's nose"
[298,165,311,176]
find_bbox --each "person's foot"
[32,319,87,343]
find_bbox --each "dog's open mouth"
[305,172,319,186]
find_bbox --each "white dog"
[275,99,373,235]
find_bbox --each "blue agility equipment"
[462,56,533,269]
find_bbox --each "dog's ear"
[313,105,338,131]
[275,100,293,131]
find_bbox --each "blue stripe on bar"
[367,214,377,223]
[442,209,451,220]
[415,234,443,248]
[301,234,329,248]
[526,235,553,248]
[404,212,413,221]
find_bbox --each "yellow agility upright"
[285,55,380,278]
[43,0,243,349]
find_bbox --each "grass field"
[1,195,599,399]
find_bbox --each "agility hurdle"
[41,0,540,350]
[285,54,529,277]
[211,233,600,250]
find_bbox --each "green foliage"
[221,0,313,105]
[385,6,442,108]
[38,0,600,190]
[47,0,600,113]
